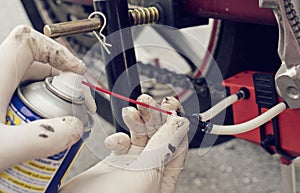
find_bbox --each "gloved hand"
[59,94,189,193]
[0,25,96,171]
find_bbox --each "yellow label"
[5,108,21,125]
[0,173,45,191]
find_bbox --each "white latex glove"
[59,94,189,193]
[0,25,96,171]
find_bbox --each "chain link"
[137,62,225,99]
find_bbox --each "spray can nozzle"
[47,72,85,104]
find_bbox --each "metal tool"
[260,0,300,109]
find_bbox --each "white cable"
[200,94,239,121]
[207,102,287,135]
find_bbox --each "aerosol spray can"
[0,72,94,193]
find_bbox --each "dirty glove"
[59,94,189,193]
[0,25,96,171]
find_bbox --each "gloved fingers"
[122,107,148,147]
[22,62,60,81]
[143,115,189,154]
[161,136,188,193]
[24,25,87,74]
[0,25,86,122]
[161,96,183,123]
[164,136,188,168]
[59,161,115,193]
[136,94,163,137]
[159,96,188,193]
[132,116,189,170]
[104,132,131,155]
[82,84,97,114]
[161,167,184,193]
[8,25,86,76]
[0,116,83,171]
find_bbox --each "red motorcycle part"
[223,71,300,157]
[184,0,275,24]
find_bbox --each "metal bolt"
[287,86,300,99]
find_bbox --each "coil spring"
[129,7,160,25]
[284,0,300,44]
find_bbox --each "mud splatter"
[155,167,163,175]
[40,124,55,132]
[14,26,31,42]
[168,143,176,153]
[164,153,171,163]
[39,134,48,138]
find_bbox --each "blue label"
[10,92,42,122]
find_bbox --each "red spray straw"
[82,81,173,115]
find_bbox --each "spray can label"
[0,74,93,193]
